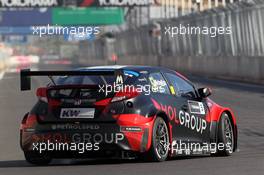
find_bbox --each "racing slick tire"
[24,151,52,165]
[146,117,170,162]
[216,113,234,156]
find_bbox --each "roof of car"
[79,65,172,73]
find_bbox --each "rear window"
[54,70,141,86]
[56,75,116,85]
[48,88,100,99]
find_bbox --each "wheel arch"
[156,111,169,124]
[209,105,238,152]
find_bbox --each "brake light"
[20,114,37,130]
[111,88,140,103]
[95,98,112,106]
[36,87,47,102]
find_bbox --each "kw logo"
[61,109,80,118]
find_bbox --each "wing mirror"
[198,87,212,98]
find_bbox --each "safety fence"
[78,0,264,83]
[80,0,264,59]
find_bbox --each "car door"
[163,72,210,148]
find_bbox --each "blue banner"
[0,27,33,34]
[3,35,27,44]
[0,8,52,26]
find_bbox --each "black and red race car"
[20,65,238,165]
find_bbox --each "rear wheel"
[24,151,52,165]
[147,117,169,162]
[216,113,234,156]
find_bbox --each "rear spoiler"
[20,69,123,91]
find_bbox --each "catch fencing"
[81,0,264,59]
[79,0,264,83]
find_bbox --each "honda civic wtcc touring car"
[20,65,238,165]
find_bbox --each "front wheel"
[147,117,170,162]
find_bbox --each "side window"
[165,73,196,98]
[148,72,170,94]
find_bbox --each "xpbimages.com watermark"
[98,83,147,96]
[31,24,100,37]
[164,24,232,38]
[32,141,100,154]
[170,140,233,155]
[31,132,125,154]
[98,82,165,97]
[98,75,167,96]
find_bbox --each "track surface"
[0,67,263,175]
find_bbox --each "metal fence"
[81,0,264,61]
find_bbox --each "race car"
[20,65,238,165]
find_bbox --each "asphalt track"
[0,66,263,175]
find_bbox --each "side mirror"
[198,87,212,98]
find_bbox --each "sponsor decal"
[138,77,147,82]
[0,0,58,7]
[178,110,207,134]
[72,133,124,144]
[97,0,156,6]
[60,108,95,119]
[149,76,166,93]
[120,126,142,132]
[159,103,178,122]
[169,85,176,95]
[123,70,139,77]
[115,74,124,85]
[188,100,205,115]
[31,133,125,144]
[51,124,100,130]
[151,99,207,134]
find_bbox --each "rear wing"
[20,69,123,91]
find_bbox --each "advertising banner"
[2,35,27,44]
[0,0,61,7]
[52,7,124,25]
[0,0,158,7]
[0,8,52,26]
[0,27,33,34]
[77,0,157,6]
